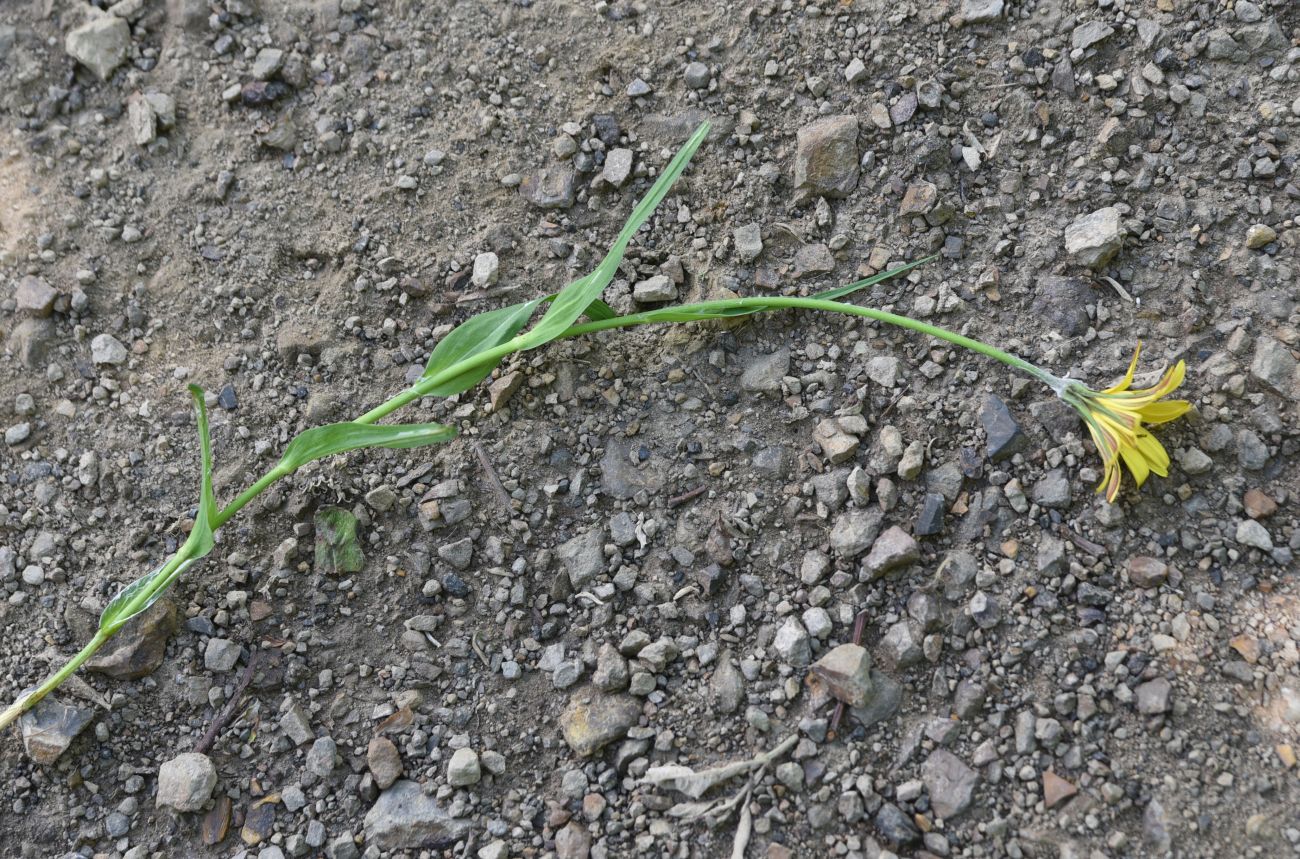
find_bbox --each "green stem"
[0,629,110,731]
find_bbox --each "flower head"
[1055,344,1191,502]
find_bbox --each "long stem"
[0,629,110,730]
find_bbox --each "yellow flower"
[1058,344,1191,502]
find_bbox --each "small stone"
[877,620,923,671]
[741,348,790,393]
[555,821,591,859]
[65,13,131,80]
[773,617,812,666]
[1178,447,1213,475]
[922,750,978,819]
[808,644,873,707]
[711,656,745,713]
[91,333,129,365]
[830,508,884,558]
[1043,771,1077,808]
[1243,489,1277,519]
[844,57,866,83]
[794,115,859,199]
[850,670,902,728]
[367,737,402,790]
[1127,556,1168,588]
[862,526,919,578]
[1135,678,1172,714]
[1245,224,1277,249]
[306,736,337,777]
[733,223,763,262]
[1250,337,1296,395]
[363,780,470,851]
[488,371,524,412]
[1229,634,1261,664]
[592,643,630,692]
[813,419,859,464]
[1235,519,1273,551]
[447,748,480,787]
[252,47,284,80]
[598,148,633,189]
[626,78,652,97]
[683,61,710,89]
[15,276,57,317]
[1031,469,1072,509]
[520,168,576,209]
[969,591,1000,629]
[1064,207,1123,269]
[471,252,499,288]
[558,528,605,589]
[157,753,218,812]
[5,424,31,447]
[1072,21,1115,50]
[19,696,94,763]
[915,493,945,537]
[632,275,677,303]
[960,0,1003,24]
[980,395,1027,462]
[560,689,641,757]
[204,638,241,672]
[874,803,920,846]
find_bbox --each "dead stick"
[666,486,706,508]
[193,650,259,755]
[473,441,513,514]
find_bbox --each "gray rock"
[364,780,470,851]
[1135,677,1172,714]
[632,275,677,303]
[773,617,812,666]
[792,243,835,278]
[91,333,129,366]
[813,419,859,464]
[1032,276,1092,336]
[204,638,241,672]
[520,168,576,209]
[969,591,1000,629]
[874,803,920,846]
[558,527,605,589]
[1250,337,1295,395]
[862,526,919,578]
[733,223,763,262]
[637,638,679,672]
[1031,469,1072,509]
[9,318,56,368]
[471,252,499,288]
[87,597,177,680]
[1071,21,1115,50]
[306,736,337,777]
[960,0,1003,23]
[447,748,480,786]
[1236,429,1269,470]
[1144,797,1173,852]
[830,508,884,558]
[65,13,131,80]
[850,669,902,727]
[5,424,30,446]
[15,276,57,317]
[19,695,95,763]
[252,47,284,80]
[979,395,1027,462]
[915,493,946,537]
[156,752,218,811]
[598,148,633,189]
[711,655,744,713]
[1127,556,1168,588]
[1235,519,1273,551]
[921,749,978,819]
[592,643,630,692]
[794,115,859,199]
[1064,207,1123,269]
[740,348,789,393]
[808,644,873,707]
[560,689,641,757]
[877,620,923,671]
[279,700,314,745]
[683,61,710,89]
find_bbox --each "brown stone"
[87,597,177,679]
[1229,634,1261,664]
[15,276,57,317]
[1244,489,1277,519]
[367,736,403,789]
[559,689,641,757]
[488,370,524,412]
[1043,770,1077,808]
[793,115,859,199]
[1126,556,1168,589]
[555,821,591,859]
[900,181,938,217]
[807,644,873,708]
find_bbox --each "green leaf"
[420,297,545,395]
[580,298,619,321]
[187,385,217,558]
[99,558,197,633]
[519,121,710,350]
[314,507,365,575]
[278,421,456,474]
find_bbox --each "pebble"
[19,696,95,764]
[65,13,130,80]
[1245,224,1276,249]
[5,424,31,446]
[91,333,129,365]
[683,61,710,89]
[15,276,56,317]
[1235,519,1273,551]
[598,148,633,189]
[156,753,218,812]
[560,689,640,757]
[979,395,1027,462]
[793,116,859,200]
[306,736,337,777]
[1063,207,1123,269]
[367,737,402,790]
[447,748,481,787]
[960,0,1003,24]
[363,780,469,851]
[204,638,241,672]
[733,223,763,262]
[740,348,789,393]
[471,252,499,288]
[922,749,978,819]
[773,616,812,666]
[862,526,919,578]
[632,275,677,303]
[808,644,873,707]
[1249,336,1296,394]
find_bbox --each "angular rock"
[740,348,789,393]
[794,116,859,199]
[560,689,640,757]
[1127,557,1168,589]
[1072,21,1114,50]
[558,528,605,589]
[204,638,241,672]
[850,669,902,728]
[520,168,576,209]
[596,148,633,189]
[1235,519,1273,551]
[921,749,978,819]
[1250,337,1295,395]
[555,821,591,859]
[1043,770,1077,809]
[1064,207,1123,269]
[447,748,480,787]
[1245,224,1277,249]
[65,13,130,81]
[733,223,763,262]
[980,395,1027,462]
[364,780,470,851]
[1031,469,1071,509]
[367,737,402,790]
[91,333,128,365]
[874,803,919,846]
[19,696,94,764]
[960,0,1003,23]
[773,617,812,666]
[15,276,57,317]
[157,752,218,812]
[87,597,177,679]
[808,644,873,707]
[632,275,677,303]
[1135,677,1172,714]
[877,620,923,671]
[914,493,945,537]
[792,243,835,278]
[712,655,744,713]
[813,419,859,464]
[1032,276,1092,337]
[830,508,884,558]
[471,252,499,288]
[862,526,919,578]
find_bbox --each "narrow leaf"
[520,121,710,350]
[278,421,456,474]
[421,296,544,395]
[99,558,197,632]
[187,384,217,558]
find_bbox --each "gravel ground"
[0,1,1298,858]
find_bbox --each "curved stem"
[0,629,110,732]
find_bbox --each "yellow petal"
[1139,399,1191,425]
[1134,430,1170,475]
[1103,343,1142,394]
[1102,461,1122,502]
[1118,443,1151,488]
